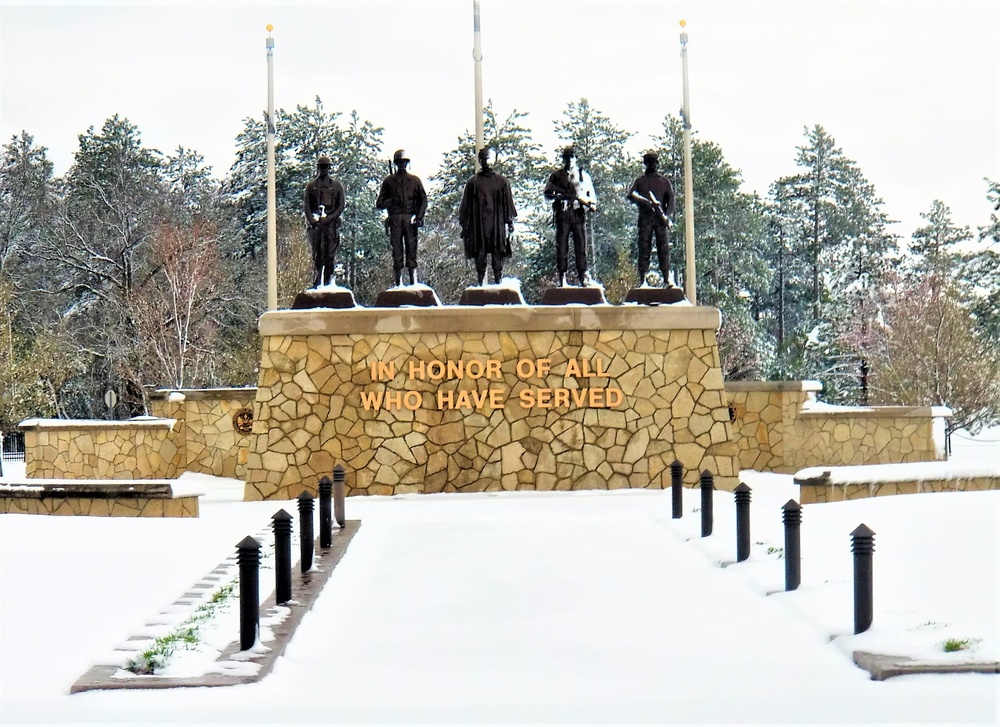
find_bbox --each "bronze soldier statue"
[459,148,517,285]
[303,155,346,287]
[376,149,428,286]
[626,151,676,286]
[544,147,597,287]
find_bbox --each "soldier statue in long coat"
[459,148,517,285]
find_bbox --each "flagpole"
[680,19,696,304]
[473,0,485,160]
[265,24,278,311]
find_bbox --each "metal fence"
[2,431,26,462]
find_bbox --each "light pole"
[680,19,696,304]
[473,0,485,161]
[265,24,278,311]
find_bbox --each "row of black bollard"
[670,460,876,634]
[237,466,350,650]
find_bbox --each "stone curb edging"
[70,520,361,693]
[853,650,1000,681]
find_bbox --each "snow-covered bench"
[794,461,1000,504]
[0,479,201,517]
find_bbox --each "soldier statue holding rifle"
[626,151,676,286]
[544,146,597,287]
[376,149,428,287]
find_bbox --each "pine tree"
[324,111,388,303]
[964,179,1000,344]
[769,125,897,401]
[652,115,773,377]
[0,132,53,277]
[223,99,388,304]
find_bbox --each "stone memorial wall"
[243,306,740,500]
[726,381,949,473]
[21,418,182,480]
[149,388,256,479]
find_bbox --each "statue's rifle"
[630,190,671,226]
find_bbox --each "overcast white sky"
[1,0,997,240]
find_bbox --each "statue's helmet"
[317,155,332,167]
[393,149,410,163]
[642,151,659,164]
[561,146,576,158]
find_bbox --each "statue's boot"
[394,269,403,287]
[558,273,568,288]
[492,261,503,285]
[578,269,589,287]
[408,267,417,285]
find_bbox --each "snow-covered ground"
[0,429,998,725]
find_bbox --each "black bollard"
[333,464,346,528]
[851,524,875,634]
[734,483,751,562]
[670,460,683,519]
[298,490,315,573]
[699,470,714,537]
[236,535,261,651]
[318,476,333,549]
[272,509,293,605]
[782,499,802,591]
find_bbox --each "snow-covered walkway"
[3,485,995,725]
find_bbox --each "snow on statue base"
[623,285,687,306]
[540,287,608,305]
[375,282,443,308]
[292,287,357,310]
[459,278,527,306]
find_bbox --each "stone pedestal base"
[623,286,687,305]
[292,289,357,310]
[459,287,526,306]
[375,288,441,308]
[245,305,738,500]
[540,287,608,305]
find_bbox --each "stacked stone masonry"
[795,471,1000,504]
[726,381,949,473]
[0,494,200,517]
[150,388,255,480]
[0,480,199,517]
[22,419,183,480]
[244,306,740,500]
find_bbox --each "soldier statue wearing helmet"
[303,155,346,287]
[376,149,428,286]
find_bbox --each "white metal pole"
[473,0,485,163]
[680,20,696,304]
[265,25,278,311]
